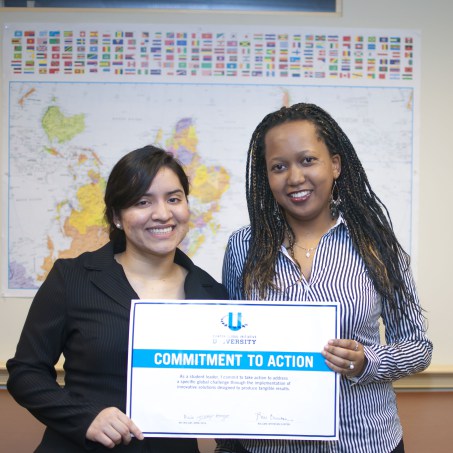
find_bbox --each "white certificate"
[126,300,340,441]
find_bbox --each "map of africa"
[5,82,416,295]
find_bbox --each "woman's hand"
[322,339,366,378]
[86,407,144,448]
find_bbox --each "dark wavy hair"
[104,145,189,248]
[243,102,420,324]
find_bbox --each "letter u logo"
[228,312,242,331]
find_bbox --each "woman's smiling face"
[116,167,190,259]
[264,120,341,228]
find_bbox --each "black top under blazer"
[7,241,228,452]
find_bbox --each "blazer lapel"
[175,248,217,299]
[83,242,138,310]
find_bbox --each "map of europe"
[5,82,416,295]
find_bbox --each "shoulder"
[227,225,251,248]
[224,225,251,264]
[175,248,228,299]
[50,242,114,274]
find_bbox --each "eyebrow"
[267,149,311,160]
[142,188,185,197]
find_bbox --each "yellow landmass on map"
[38,165,108,280]
[44,146,62,157]
[42,106,85,143]
[191,165,230,203]
[68,182,106,234]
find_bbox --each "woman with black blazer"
[7,145,228,452]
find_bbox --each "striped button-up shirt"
[216,217,432,453]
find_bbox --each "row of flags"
[8,29,415,80]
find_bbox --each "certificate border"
[127,300,340,440]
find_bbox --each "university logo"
[221,312,247,331]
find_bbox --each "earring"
[116,223,122,230]
[329,180,341,219]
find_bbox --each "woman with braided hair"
[216,103,432,453]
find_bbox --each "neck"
[116,248,177,280]
[287,212,336,246]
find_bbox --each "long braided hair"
[243,102,420,322]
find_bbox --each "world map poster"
[1,24,420,296]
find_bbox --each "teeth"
[290,191,310,198]
[149,227,173,234]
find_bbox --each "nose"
[151,200,172,221]
[287,165,305,186]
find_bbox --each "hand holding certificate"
[126,300,339,440]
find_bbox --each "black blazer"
[7,242,228,452]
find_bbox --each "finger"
[324,357,353,375]
[323,343,350,361]
[111,414,144,443]
[322,348,348,369]
[102,425,124,446]
[98,434,116,449]
[109,419,134,445]
[128,420,144,441]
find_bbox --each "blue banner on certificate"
[126,300,340,440]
